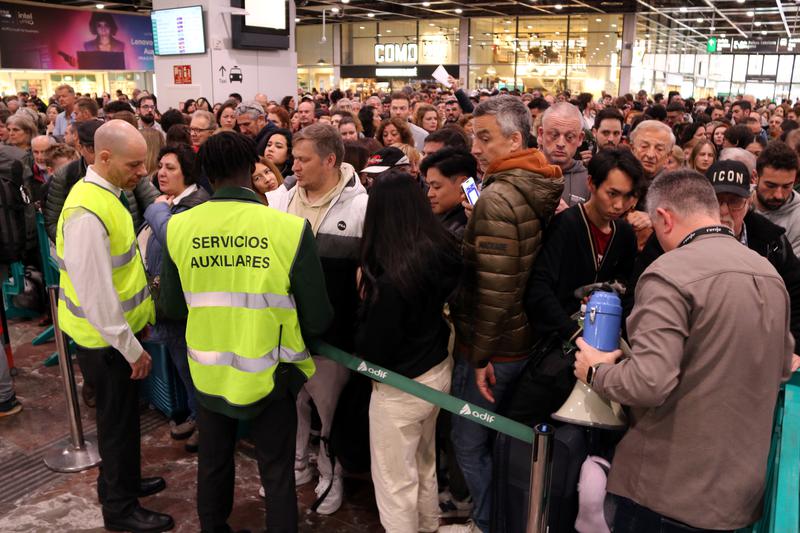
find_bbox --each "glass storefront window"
[568,14,622,95]
[515,16,568,93]
[778,55,794,83]
[297,24,335,66]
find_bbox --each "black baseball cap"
[705,160,750,198]
[361,147,410,174]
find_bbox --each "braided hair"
[197,131,258,185]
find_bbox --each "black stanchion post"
[42,285,101,472]
[527,423,554,533]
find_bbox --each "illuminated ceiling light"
[696,17,702,23]
[736,0,745,3]
[95,3,105,8]
[295,17,300,22]
[747,10,754,17]
[679,6,687,12]
[596,18,602,22]
[555,3,563,9]
[762,30,768,35]
[754,21,761,27]
[611,23,617,28]
[342,0,350,3]
[386,29,391,32]
[422,1,430,5]
[331,7,339,13]
[367,13,375,17]
[455,8,463,14]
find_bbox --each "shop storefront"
[296,14,622,94]
[0,1,154,98]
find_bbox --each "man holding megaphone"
[575,169,793,533]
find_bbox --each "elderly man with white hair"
[626,120,677,247]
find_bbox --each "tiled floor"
[0,317,385,532]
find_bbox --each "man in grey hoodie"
[754,141,800,256]
[537,102,588,212]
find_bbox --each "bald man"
[57,120,174,533]
[538,102,589,209]
[29,135,54,202]
[254,92,269,112]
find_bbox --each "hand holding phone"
[461,177,480,206]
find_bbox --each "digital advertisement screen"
[0,2,153,70]
[151,5,205,56]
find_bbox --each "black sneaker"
[0,395,22,418]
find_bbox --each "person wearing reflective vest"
[159,132,333,533]
[56,120,173,533]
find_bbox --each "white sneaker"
[438,489,473,518]
[295,465,315,486]
[313,476,343,515]
[437,520,481,532]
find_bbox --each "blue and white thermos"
[583,291,622,351]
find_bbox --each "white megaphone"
[551,339,629,429]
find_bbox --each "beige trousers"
[369,356,453,533]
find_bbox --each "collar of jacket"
[210,185,261,202]
[484,148,563,180]
[745,209,786,243]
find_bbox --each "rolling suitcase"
[491,423,588,533]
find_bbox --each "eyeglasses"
[139,104,155,110]
[718,196,748,211]
[190,127,213,134]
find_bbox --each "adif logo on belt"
[357,361,387,379]
[459,403,496,423]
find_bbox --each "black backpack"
[0,157,36,264]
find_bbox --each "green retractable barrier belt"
[309,339,535,444]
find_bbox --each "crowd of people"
[0,79,798,533]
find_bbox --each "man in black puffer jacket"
[44,120,158,242]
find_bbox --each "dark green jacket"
[44,157,159,242]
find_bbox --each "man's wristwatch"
[586,364,602,386]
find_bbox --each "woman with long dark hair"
[358,104,381,139]
[356,170,462,533]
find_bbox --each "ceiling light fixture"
[555,4,563,9]
[747,10,754,17]
[455,8,463,14]
[422,1,430,5]
[367,13,375,18]
[696,17,702,23]
[96,3,105,8]
[679,7,687,12]
[331,7,339,13]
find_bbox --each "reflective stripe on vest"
[183,291,296,310]
[188,345,310,373]
[59,285,150,318]
[166,198,313,406]
[55,179,154,348]
[56,240,138,271]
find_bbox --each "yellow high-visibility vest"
[56,180,154,348]
[166,198,314,406]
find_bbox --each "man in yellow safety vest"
[159,131,333,532]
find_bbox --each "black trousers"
[197,386,298,533]
[614,496,734,533]
[75,345,141,520]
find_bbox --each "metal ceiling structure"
[25,0,800,53]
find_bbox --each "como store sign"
[375,43,419,64]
